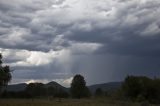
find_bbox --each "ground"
[0,98,159,106]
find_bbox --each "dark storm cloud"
[70,54,160,85]
[0,0,160,85]
[0,0,68,52]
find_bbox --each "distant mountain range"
[7,81,122,93]
[88,82,122,93]
[7,81,68,92]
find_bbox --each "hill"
[88,82,122,93]
[7,81,68,92]
[6,81,121,93]
[45,81,69,92]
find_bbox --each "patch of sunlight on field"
[0,98,158,106]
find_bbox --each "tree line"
[121,76,160,104]
[1,54,160,104]
[0,74,108,99]
[0,54,12,94]
[1,83,69,98]
[0,54,104,99]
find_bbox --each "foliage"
[70,74,91,98]
[25,83,46,97]
[94,88,104,97]
[0,53,12,94]
[47,86,55,96]
[54,88,69,98]
[83,87,92,97]
[121,75,160,104]
[1,82,69,98]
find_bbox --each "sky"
[0,0,160,87]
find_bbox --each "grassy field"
[0,98,159,106]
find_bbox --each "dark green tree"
[146,78,160,103]
[54,88,69,98]
[47,86,55,96]
[122,76,150,100]
[95,88,104,97]
[70,74,90,98]
[121,75,160,103]
[0,54,12,94]
[84,87,91,97]
[25,83,46,97]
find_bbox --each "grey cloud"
[69,54,160,85]
[0,0,160,85]
[0,0,160,53]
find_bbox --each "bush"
[121,75,160,104]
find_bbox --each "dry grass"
[0,98,159,106]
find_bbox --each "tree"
[0,54,12,94]
[122,76,151,100]
[95,88,104,97]
[70,74,91,98]
[47,86,55,97]
[54,88,69,98]
[25,83,46,97]
[83,87,91,97]
[121,75,160,103]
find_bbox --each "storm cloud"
[0,0,160,86]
